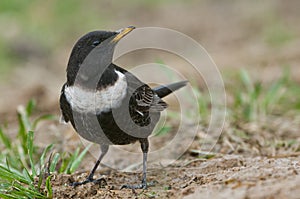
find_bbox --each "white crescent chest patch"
[64,70,127,114]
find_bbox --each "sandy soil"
[47,155,300,199]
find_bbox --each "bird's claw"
[120,183,146,189]
[120,180,156,190]
[70,177,106,187]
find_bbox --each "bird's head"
[66,26,135,85]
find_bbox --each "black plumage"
[59,26,187,188]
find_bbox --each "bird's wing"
[113,64,167,117]
[113,64,166,109]
[131,84,167,112]
[127,83,167,127]
[59,84,72,123]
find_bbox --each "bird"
[59,26,187,189]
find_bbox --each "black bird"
[60,26,187,189]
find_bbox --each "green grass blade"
[39,144,54,169]
[16,144,29,170]
[263,79,285,114]
[69,144,92,174]
[0,165,30,184]
[37,169,44,191]
[49,153,60,173]
[26,99,36,117]
[22,167,33,182]
[58,152,69,173]
[0,193,20,199]
[26,131,37,177]
[45,175,53,198]
[17,107,31,153]
[0,127,12,149]
[8,182,45,198]
[65,148,80,174]
[5,157,10,171]
[240,69,253,92]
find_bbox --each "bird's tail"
[153,80,188,98]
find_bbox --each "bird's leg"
[121,138,155,189]
[140,139,148,188]
[71,144,109,186]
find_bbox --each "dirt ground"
[48,155,300,199]
[1,1,300,198]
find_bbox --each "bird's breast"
[64,70,128,114]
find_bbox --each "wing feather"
[113,65,167,126]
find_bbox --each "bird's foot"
[70,177,106,187]
[120,180,156,190]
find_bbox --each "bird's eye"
[92,40,101,47]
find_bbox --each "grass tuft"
[0,100,90,198]
[232,69,288,122]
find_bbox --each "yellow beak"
[111,26,135,43]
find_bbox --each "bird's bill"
[111,26,135,43]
